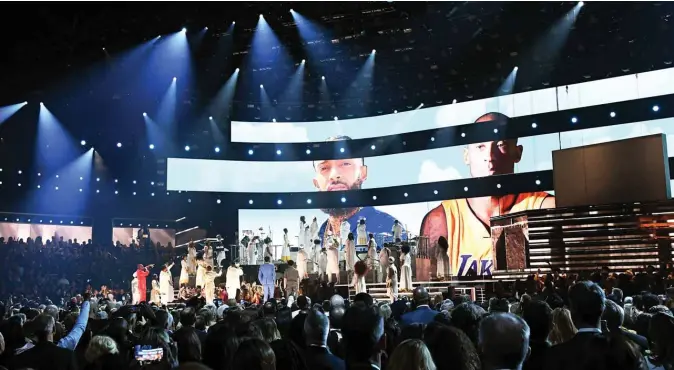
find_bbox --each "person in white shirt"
[344,232,357,281]
[151,274,161,305]
[226,262,244,299]
[310,217,319,242]
[160,262,175,305]
[296,246,309,280]
[400,244,413,292]
[318,247,328,281]
[131,272,140,304]
[281,228,291,262]
[299,216,307,248]
[392,220,403,242]
[248,237,258,266]
[356,219,367,246]
[387,257,399,302]
[327,238,340,284]
[187,242,197,274]
[379,245,391,284]
[196,259,205,288]
[203,243,213,268]
[367,237,380,283]
[179,255,189,286]
[340,219,351,247]
[203,265,223,303]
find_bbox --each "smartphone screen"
[134,345,164,363]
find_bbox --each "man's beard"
[320,180,362,217]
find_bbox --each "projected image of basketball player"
[313,136,396,246]
[420,112,555,277]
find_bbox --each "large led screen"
[0,222,93,243]
[112,227,176,247]
[240,191,555,277]
[231,68,674,143]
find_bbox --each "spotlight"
[151,192,154,196]
[79,188,82,192]
[453,99,457,104]
[653,105,660,112]
[260,84,264,89]
[571,117,578,123]
[209,116,213,120]
[17,170,22,174]
[340,148,345,153]
[151,181,155,185]
[341,197,346,203]
[81,222,84,225]
[37,172,40,176]
[17,183,21,187]
[394,110,398,113]
[133,192,137,195]
[372,49,376,54]
[334,116,338,120]
[277,199,282,205]
[235,68,240,72]
[115,190,118,194]
[306,149,311,154]
[56,175,59,178]
[249,199,254,205]
[184,145,190,151]
[579,1,584,6]
[290,8,293,12]
[272,118,276,122]
[430,137,435,142]
[96,190,100,193]
[371,145,376,150]
[433,190,438,195]
[96,178,100,182]
[149,144,155,150]
[461,133,466,138]
[301,59,305,64]
[80,140,86,146]
[463,186,468,191]
[79,176,83,180]
[114,179,118,183]
[259,14,263,18]
[133,180,137,184]
[532,123,537,128]
[55,186,59,190]
[494,128,498,133]
[497,184,502,189]
[610,112,616,118]
[233,21,236,25]
[37,185,40,189]
[322,76,325,80]
[248,149,254,155]
[143,112,147,117]
[307,199,312,204]
[217,199,221,204]
[214,147,220,153]
[514,66,519,71]
[535,179,541,185]
[404,193,408,197]
[182,27,187,32]
[372,195,378,200]
[117,142,122,148]
[276,149,282,155]
[40,102,44,106]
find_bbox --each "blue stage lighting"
[37,185,40,189]
[248,149,254,155]
[96,178,100,182]
[371,145,376,150]
[185,145,190,151]
[18,170,22,174]
[151,193,154,196]
[461,133,466,137]
[79,188,82,192]
[182,28,187,33]
[55,186,59,190]
[56,175,59,178]
[249,199,254,205]
[434,190,438,195]
[571,117,578,123]
[96,190,100,193]
[17,183,21,187]
[149,144,155,150]
[276,149,282,155]
[301,59,305,64]
[340,148,345,153]
[173,77,177,82]
[372,49,376,54]
[463,186,468,191]
[341,197,346,203]
[133,180,137,184]
[80,140,86,146]
[653,105,660,112]
[217,199,221,204]
[235,68,240,72]
[79,177,83,180]
[610,112,616,118]
[214,147,220,153]
[40,102,44,106]
[117,142,122,148]
[536,179,541,185]
[272,118,276,122]
[151,181,155,185]
[307,199,312,204]
[143,112,147,117]
[277,199,282,205]
[114,179,118,183]
[372,195,377,200]
[334,116,338,120]
[209,116,213,120]
[306,149,311,154]
[115,191,118,194]
[494,128,498,133]
[133,192,137,195]
[431,137,435,142]
[394,110,398,113]
[514,66,519,71]
[497,184,502,188]
[404,193,408,197]
[322,76,325,80]
[532,123,537,128]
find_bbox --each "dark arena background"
[3,1,674,306]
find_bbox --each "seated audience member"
[342,304,385,370]
[424,323,481,370]
[401,287,437,326]
[387,339,436,370]
[479,313,530,370]
[544,281,646,370]
[450,302,486,347]
[303,308,345,370]
[521,300,552,370]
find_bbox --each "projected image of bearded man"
[313,136,396,247]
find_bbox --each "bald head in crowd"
[479,313,530,370]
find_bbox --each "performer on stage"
[379,244,391,283]
[352,260,368,294]
[400,244,413,292]
[296,245,309,280]
[131,272,140,304]
[135,264,153,303]
[327,238,340,283]
[187,242,197,274]
[150,274,161,305]
[299,216,307,248]
[248,237,258,266]
[160,262,174,305]
[179,255,189,286]
[386,256,399,302]
[239,236,250,265]
[216,244,228,268]
[357,219,367,246]
[340,219,351,248]
[392,220,403,242]
[345,232,356,280]
[258,256,276,303]
[203,265,223,303]
[256,228,265,264]
[310,217,319,242]
[226,262,244,299]
[367,237,380,283]
[318,247,327,281]
[283,260,300,298]
[196,258,205,288]
[203,243,213,268]
[281,228,291,262]
[305,226,314,273]
[436,236,450,280]
[264,237,274,261]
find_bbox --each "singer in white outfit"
[392,220,403,242]
[340,220,351,247]
[379,245,391,284]
[151,275,161,305]
[179,256,189,286]
[356,219,367,246]
[345,233,356,279]
[239,237,249,265]
[187,242,197,274]
[160,262,174,305]
[131,272,140,304]
[327,238,340,283]
[247,237,257,266]
[310,217,319,243]
[281,228,291,262]
[400,245,413,292]
[216,245,228,269]
[203,265,222,303]
[299,216,307,248]
[203,244,213,268]
[296,246,309,280]
[386,257,399,302]
[226,263,244,299]
[196,259,205,288]
[318,247,327,281]
[264,237,274,261]
[367,237,380,283]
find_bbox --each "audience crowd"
[1,236,674,370]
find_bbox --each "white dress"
[281,233,291,262]
[400,253,413,291]
[318,250,328,277]
[357,223,367,245]
[151,280,161,305]
[296,249,308,279]
[187,245,197,274]
[340,220,351,246]
[203,270,222,303]
[310,220,319,242]
[327,243,340,282]
[160,266,174,305]
[131,278,140,304]
[352,273,366,294]
[179,260,189,285]
[203,247,213,268]
[387,265,399,301]
[196,261,205,288]
[299,221,306,247]
[247,241,256,265]
[392,223,403,241]
[345,239,356,272]
[239,242,248,264]
[226,266,243,298]
[436,248,449,278]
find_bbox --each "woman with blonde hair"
[388,339,436,370]
[548,307,577,345]
[84,335,122,370]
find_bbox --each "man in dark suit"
[479,313,531,370]
[342,304,385,370]
[521,300,552,370]
[11,314,77,370]
[303,308,346,370]
[543,281,646,370]
[401,287,436,326]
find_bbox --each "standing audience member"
[647,312,674,370]
[231,338,276,370]
[342,304,385,370]
[548,307,577,345]
[11,314,78,370]
[479,313,530,370]
[401,287,437,326]
[424,323,480,370]
[303,308,345,370]
[387,339,436,370]
[521,300,552,370]
[450,302,486,347]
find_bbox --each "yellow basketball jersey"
[441,192,551,276]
